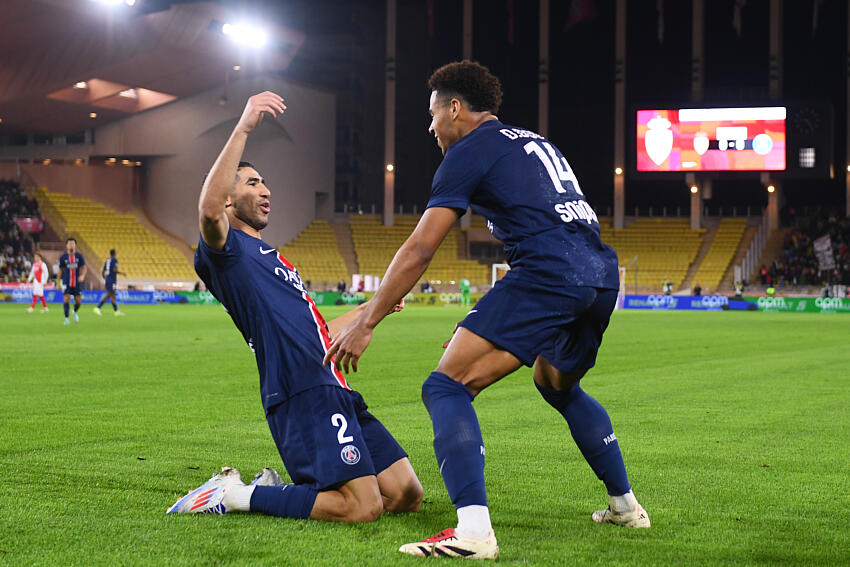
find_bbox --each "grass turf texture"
[1,303,848,566]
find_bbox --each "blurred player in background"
[26,251,49,313]
[57,237,86,325]
[168,91,422,523]
[459,276,471,308]
[327,61,649,559]
[94,249,125,316]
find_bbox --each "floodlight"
[614,167,623,175]
[689,185,698,194]
[89,112,98,118]
[767,185,775,193]
[222,22,268,48]
[74,81,88,89]
[119,88,138,98]
[386,164,394,172]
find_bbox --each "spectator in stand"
[759,265,767,285]
[692,283,702,297]
[337,279,347,293]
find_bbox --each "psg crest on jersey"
[340,445,361,465]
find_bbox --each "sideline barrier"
[742,296,850,314]
[623,295,753,311]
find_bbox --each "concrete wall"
[94,75,335,246]
[0,163,135,213]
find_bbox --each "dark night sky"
[241,0,848,216]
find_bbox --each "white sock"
[455,505,492,540]
[222,484,255,512]
[610,490,639,513]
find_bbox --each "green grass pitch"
[1,303,848,565]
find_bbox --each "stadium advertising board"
[623,295,752,311]
[743,296,850,313]
[636,107,786,172]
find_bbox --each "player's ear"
[224,195,233,208]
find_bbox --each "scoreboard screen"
[636,107,786,172]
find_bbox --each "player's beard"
[232,198,269,231]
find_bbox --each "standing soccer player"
[57,238,87,325]
[167,91,423,522]
[26,252,49,313]
[94,249,125,316]
[327,61,649,559]
[459,276,471,308]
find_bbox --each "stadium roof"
[0,0,305,135]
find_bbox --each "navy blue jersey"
[58,252,86,287]
[194,228,349,413]
[103,257,118,283]
[427,120,619,289]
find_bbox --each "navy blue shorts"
[105,280,116,292]
[63,285,81,297]
[266,385,408,490]
[460,273,618,374]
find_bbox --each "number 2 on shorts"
[331,413,354,444]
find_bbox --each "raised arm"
[323,206,459,372]
[198,91,286,250]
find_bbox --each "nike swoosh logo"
[468,309,478,314]
[259,247,277,255]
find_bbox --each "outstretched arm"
[323,206,459,372]
[326,300,405,338]
[198,91,286,250]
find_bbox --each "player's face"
[230,166,271,231]
[428,91,458,155]
[66,240,76,253]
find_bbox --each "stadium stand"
[599,217,704,292]
[0,180,39,282]
[277,220,349,289]
[769,211,850,287]
[349,215,488,284]
[34,187,195,281]
[690,218,748,293]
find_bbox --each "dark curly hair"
[428,60,503,114]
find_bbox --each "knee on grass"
[383,478,424,514]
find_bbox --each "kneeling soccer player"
[327,61,649,558]
[167,91,422,522]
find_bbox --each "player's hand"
[442,321,462,348]
[236,91,286,135]
[388,298,405,314]
[323,320,374,374]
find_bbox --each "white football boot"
[399,528,499,559]
[166,467,244,514]
[250,468,284,486]
[93,307,102,315]
[592,490,650,528]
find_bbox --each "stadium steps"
[718,218,761,292]
[753,228,792,283]
[277,220,350,289]
[689,218,748,294]
[332,222,359,275]
[681,218,720,293]
[131,207,196,265]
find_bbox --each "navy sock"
[97,299,105,308]
[112,302,118,311]
[421,372,487,508]
[63,302,69,317]
[74,303,80,313]
[536,382,631,496]
[249,484,317,519]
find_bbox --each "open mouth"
[260,203,270,214]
